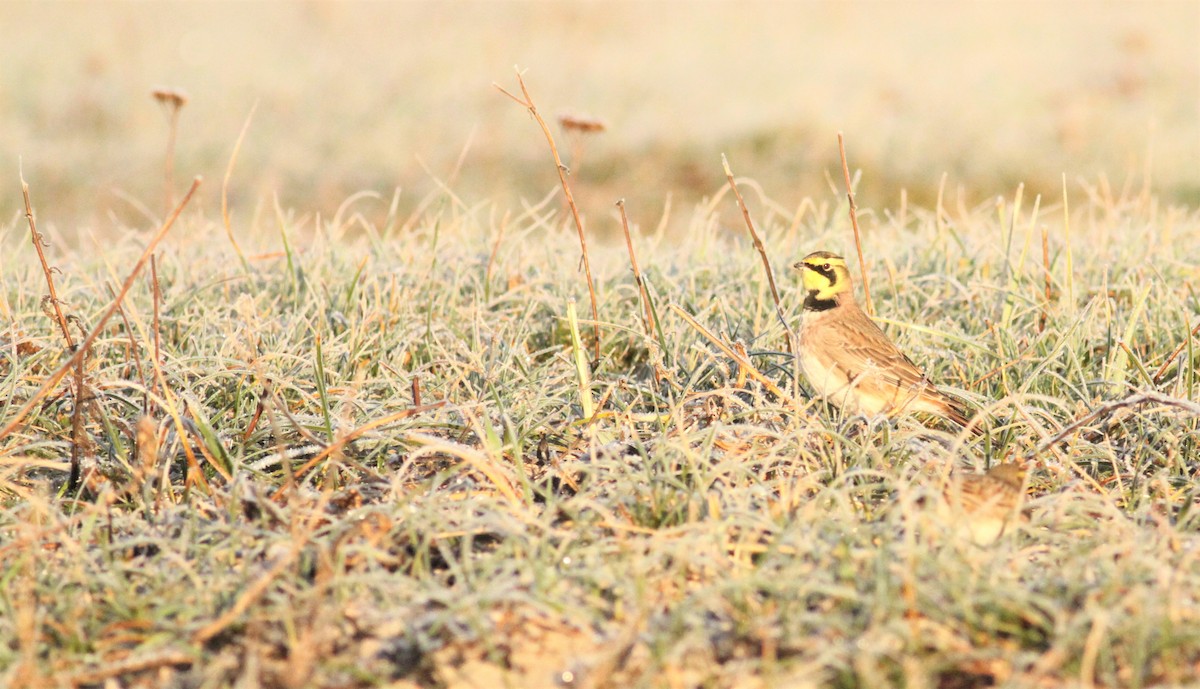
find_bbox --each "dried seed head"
[558,111,607,134]
[151,86,189,109]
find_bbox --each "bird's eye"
[821,263,830,271]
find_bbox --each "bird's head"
[985,462,1026,487]
[793,251,854,303]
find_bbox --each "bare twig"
[22,177,74,350]
[837,133,872,315]
[193,548,297,644]
[668,303,790,401]
[1034,391,1200,455]
[70,651,193,688]
[67,349,89,494]
[721,156,783,316]
[222,102,257,272]
[0,177,202,447]
[23,176,93,492]
[1152,320,1200,384]
[616,199,656,337]
[152,87,188,214]
[273,402,447,499]
[150,254,162,414]
[495,68,601,362]
[720,155,794,352]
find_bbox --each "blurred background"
[2,1,1197,237]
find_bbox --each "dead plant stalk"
[22,181,73,349]
[616,199,656,337]
[151,254,162,395]
[720,155,795,351]
[0,177,203,447]
[22,177,90,491]
[1153,319,1200,383]
[668,304,790,401]
[838,133,873,315]
[495,69,601,362]
[152,87,188,214]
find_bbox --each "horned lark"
[792,251,975,430]
[940,463,1027,545]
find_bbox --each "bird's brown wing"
[819,305,931,392]
[810,305,974,422]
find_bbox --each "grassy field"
[4,3,1199,230]
[4,3,1200,689]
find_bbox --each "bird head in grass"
[984,462,1026,487]
[793,251,854,307]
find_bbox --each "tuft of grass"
[1,164,1200,687]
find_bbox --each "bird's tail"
[940,394,985,436]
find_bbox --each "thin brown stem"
[165,109,178,211]
[68,355,87,494]
[669,304,791,401]
[838,132,873,315]
[1034,391,1200,456]
[970,346,1035,388]
[151,256,162,373]
[153,87,188,215]
[23,176,92,491]
[0,177,202,447]
[273,402,447,499]
[22,178,74,350]
[150,254,162,417]
[720,155,795,353]
[495,68,601,362]
[1152,319,1200,384]
[192,543,298,644]
[69,651,193,687]
[721,155,783,314]
[616,199,655,337]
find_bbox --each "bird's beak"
[792,261,805,271]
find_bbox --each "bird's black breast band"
[804,292,838,312]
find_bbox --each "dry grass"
[3,4,1200,687]
[3,3,1198,230]
[2,162,1200,686]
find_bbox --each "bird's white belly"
[798,348,888,416]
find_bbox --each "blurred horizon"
[2,1,1197,239]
